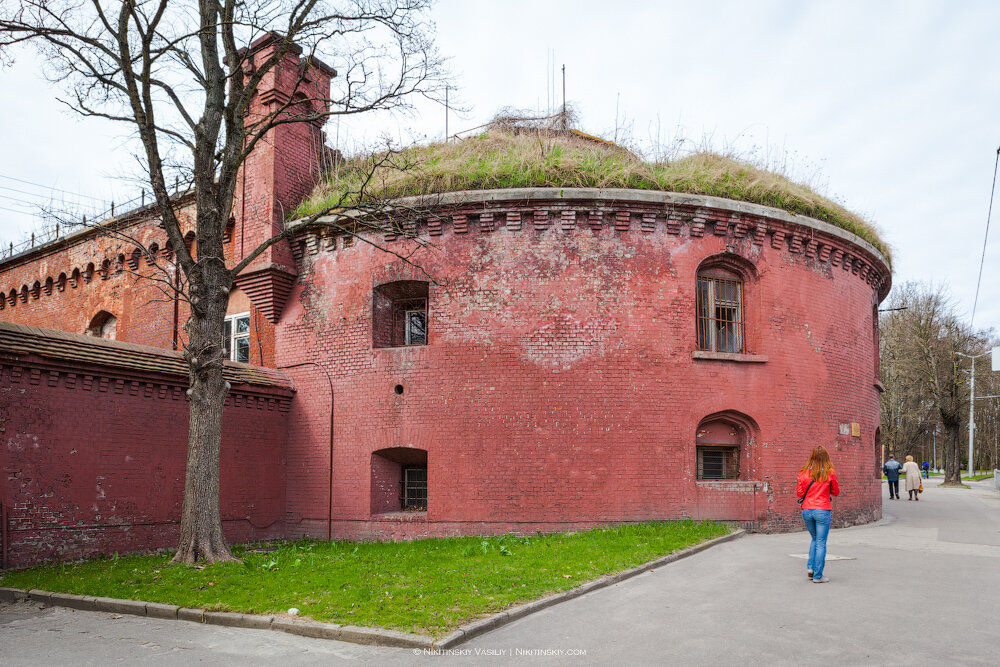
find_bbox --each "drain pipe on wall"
[277,361,335,541]
[1,501,7,570]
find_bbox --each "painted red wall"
[278,193,890,538]
[0,357,290,568]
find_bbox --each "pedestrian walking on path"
[921,460,930,479]
[902,455,922,500]
[796,446,840,583]
[883,454,902,499]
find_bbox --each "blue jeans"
[802,509,831,580]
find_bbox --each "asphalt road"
[2,476,998,666]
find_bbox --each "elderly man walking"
[883,454,902,500]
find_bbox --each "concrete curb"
[0,528,744,650]
[0,585,433,649]
[436,528,746,648]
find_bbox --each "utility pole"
[957,348,1000,478]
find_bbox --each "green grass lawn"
[0,520,730,637]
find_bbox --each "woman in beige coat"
[902,455,922,500]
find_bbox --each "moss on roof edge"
[295,131,891,266]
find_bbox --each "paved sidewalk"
[455,476,1000,665]
[2,477,998,665]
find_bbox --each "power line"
[0,195,97,221]
[0,173,108,203]
[0,193,65,209]
[0,203,48,216]
[970,146,999,328]
[0,184,106,209]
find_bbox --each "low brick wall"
[0,347,292,568]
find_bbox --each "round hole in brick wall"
[394,384,404,395]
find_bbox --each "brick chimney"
[232,33,335,323]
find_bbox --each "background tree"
[879,282,995,485]
[1,0,445,564]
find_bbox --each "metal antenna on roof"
[445,85,449,142]
[615,92,621,143]
[561,64,566,130]
[545,49,550,115]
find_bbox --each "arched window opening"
[697,268,744,353]
[86,311,118,340]
[371,447,428,514]
[372,281,429,348]
[696,416,752,480]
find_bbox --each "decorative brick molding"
[293,188,891,300]
[233,265,298,324]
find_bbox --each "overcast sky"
[1,0,998,334]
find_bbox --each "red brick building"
[0,36,891,567]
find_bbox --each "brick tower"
[232,32,335,324]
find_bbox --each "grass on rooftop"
[295,129,889,263]
[0,520,731,638]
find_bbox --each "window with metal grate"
[697,274,744,353]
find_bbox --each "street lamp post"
[956,349,1000,479]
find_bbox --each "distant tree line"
[879,282,1000,485]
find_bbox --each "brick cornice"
[1,355,294,410]
[293,187,892,301]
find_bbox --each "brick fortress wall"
[279,189,891,538]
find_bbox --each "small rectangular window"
[224,312,251,363]
[697,446,739,480]
[373,281,430,348]
[402,466,427,509]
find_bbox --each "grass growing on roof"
[0,520,730,637]
[295,128,890,263]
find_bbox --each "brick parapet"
[296,188,891,300]
[0,356,292,410]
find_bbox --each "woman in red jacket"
[796,446,840,583]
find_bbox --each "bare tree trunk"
[943,423,963,485]
[171,255,236,564]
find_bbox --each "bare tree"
[1,0,445,564]
[879,283,991,486]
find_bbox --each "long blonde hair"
[800,446,835,482]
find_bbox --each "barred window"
[696,417,744,480]
[697,274,744,353]
[402,466,428,509]
[371,447,428,514]
[373,281,429,348]
[697,446,740,480]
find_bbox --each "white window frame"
[224,312,251,363]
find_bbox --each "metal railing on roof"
[1,182,188,262]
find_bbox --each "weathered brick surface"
[0,357,290,568]
[280,199,889,537]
